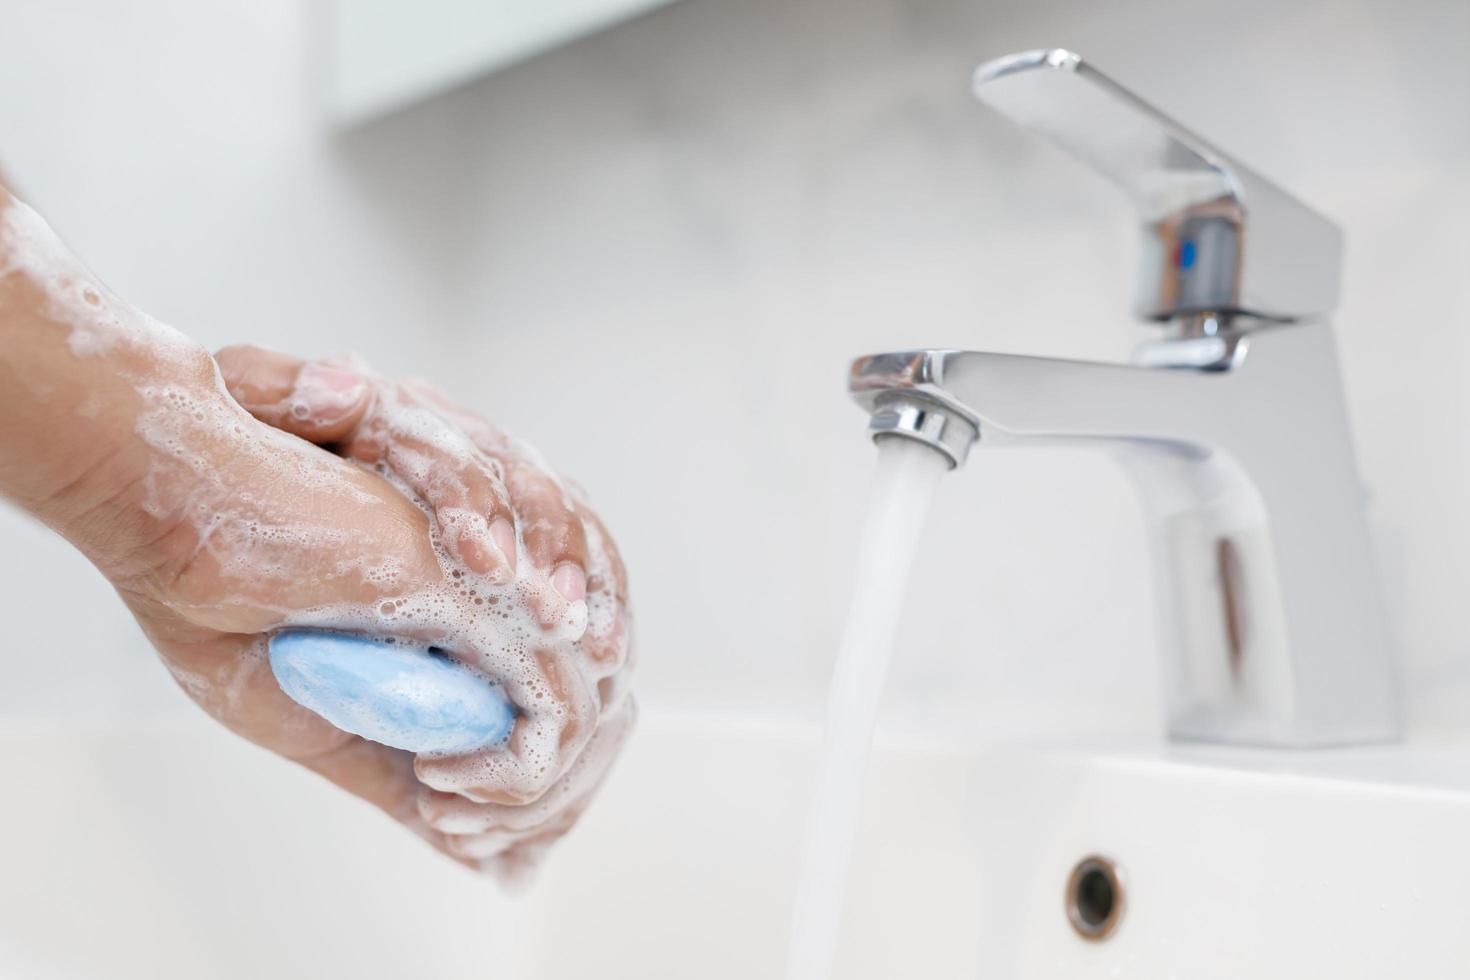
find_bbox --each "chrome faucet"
[851,49,1399,747]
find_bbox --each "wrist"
[1,192,225,576]
[5,354,228,583]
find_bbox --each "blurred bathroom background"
[0,0,1466,976]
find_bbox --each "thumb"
[155,403,445,635]
[215,344,372,443]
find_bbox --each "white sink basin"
[0,711,1466,977]
[968,742,1470,978]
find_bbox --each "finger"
[575,502,628,603]
[420,775,587,836]
[503,453,587,593]
[444,809,580,861]
[341,397,518,582]
[387,388,589,626]
[418,694,635,835]
[414,643,603,806]
[486,452,588,632]
[215,345,371,443]
[574,505,632,682]
[438,698,635,885]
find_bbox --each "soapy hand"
[214,345,635,880]
[0,186,632,880]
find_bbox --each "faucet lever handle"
[973,49,1341,324]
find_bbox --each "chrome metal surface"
[849,329,1399,746]
[846,49,1395,747]
[973,49,1342,324]
[867,393,978,469]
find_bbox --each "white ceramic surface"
[2,711,1464,978]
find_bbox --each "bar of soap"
[268,630,516,755]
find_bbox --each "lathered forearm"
[0,186,218,572]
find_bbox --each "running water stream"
[786,437,951,980]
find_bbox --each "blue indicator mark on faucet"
[268,630,517,755]
[1178,239,1197,269]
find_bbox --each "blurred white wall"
[0,0,1466,740]
[321,0,682,123]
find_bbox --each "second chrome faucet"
[851,49,1399,748]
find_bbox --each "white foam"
[0,192,634,831]
[0,196,194,365]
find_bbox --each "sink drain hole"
[1066,855,1124,941]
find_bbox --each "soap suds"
[0,196,194,364]
[1,194,635,871]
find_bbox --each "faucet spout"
[849,48,1399,746]
[849,324,1400,747]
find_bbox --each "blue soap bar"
[268,630,516,755]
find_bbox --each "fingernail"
[458,536,494,576]
[294,364,365,419]
[302,365,363,394]
[435,508,493,575]
[550,563,586,603]
[490,518,518,577]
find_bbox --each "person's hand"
[0,188,632,880]
[214,345,636,881]
[0,190,454,858]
